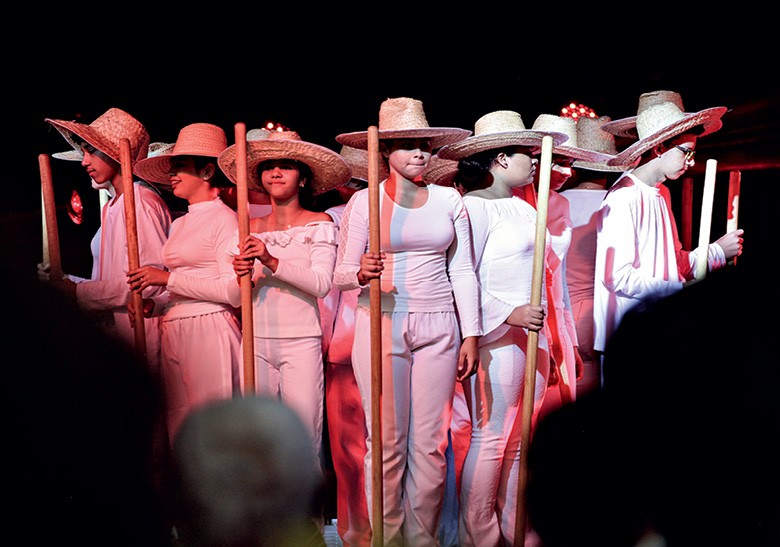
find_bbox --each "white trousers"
[352,308,460,547]
[245,335,325,455]
[160,310,241,445]
[459,326,550,547]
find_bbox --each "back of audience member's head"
[170,395,323,547]
[528,261,780,546]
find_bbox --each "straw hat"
[528,114,619,165]
[600,90,724,139]
[607,92,727,166]
[423,154,459,187]
[335,97,471,150]
[134,123,228,185]
[435,110,568,161]
[247,128,273,141]
[570,116,637,172]
[339,145,389,186]
[219,131,351,195]
[46,107,150,168]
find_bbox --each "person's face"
[548,154,575,191]
[659,135,697,181]
[168,156,212,203]
[80,143,118,185]
[259,159,303,200]
[384,138,432,181]
[503,148,537,188]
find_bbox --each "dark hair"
[456,146,525,192]
[190,156,232,188]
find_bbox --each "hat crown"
[267,130,302,142]
[473,110,529,136]
[148,142,174,157]
[171,123,227,157]
[378,97,431,131]
[89,107,150,161]
[637,90,685,113]
[531,114,578,147]
[636,102,689,139]
[576,116,618,155]
[247,128,273,141]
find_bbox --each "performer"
[594,90,743,355]
[127,122,241,445]
[333,97,480,546]
[218,130,351,458]
[435,109,565,546]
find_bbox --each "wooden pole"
[727,170,741,266]
[695,160,717,281]
[367,126,384,547]
[515,135,554,545]
[39,154,62,280]
[234,123,256,395]
[119,139,147,363]
[681,177,693,251]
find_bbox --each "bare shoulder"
[305,211,334,224]
[249,215,271,232]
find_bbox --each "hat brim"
[424,160,459,187]
[602,110,725,140]
[52,149,83,161]
[573,158,637,172]
[135,153,220,187]
[555,145,617,163]
[607,107,727,167]
[219,140,352,195]
[336,128,471,151]
[436,131,569,161]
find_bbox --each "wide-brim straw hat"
[339,145,389,185]
[219,131,351,195]
[134,123,228,186]
[570,116,637,172]
[46,108,150,170]
[607,93,727,166]
[436,110,568,161]
[529,114,619,165]
[335,97,471,151]
[423,154,459,187]
[601,90,725,139]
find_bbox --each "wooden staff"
[681,177,694,251]
[521,183,572,405]
[234,123,256,395]
[120,139,147,363]
[515,135,554,545]
[39,154,62,280]
[727,170,741,266]
[367,125,384,547]
[695,159,717,281]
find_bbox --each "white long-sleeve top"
[464,195,549,346]
[70,181,171,347]
[230,221,337,338]
[546,191,578,348]
[161,198,240,320]
[333,182,481,339]
[593,172,726,352]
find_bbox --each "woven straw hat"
[607,92,727,166]
[247,128,273,141]
[335,97,471,150]
[134,123,228,185]
[339,145,389,185]
[46,108,150,169]
[529,114,618,164]
[436,110,568,161]
[600,91,725,140]
[423,154,459,187]
[219,131,351,195]
[570,116,636,172]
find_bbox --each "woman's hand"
[238,235,278,273]
[456,336,480,381]
[505,304,545,331]
[127,266,169,293]
[357,251,385,285]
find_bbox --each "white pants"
[352,308,460,547]
[160,310,241,446]
[246,336,325,455]
[459,326,550,547]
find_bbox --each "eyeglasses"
[675,145,696,162]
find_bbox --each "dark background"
[4,8,777,277]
